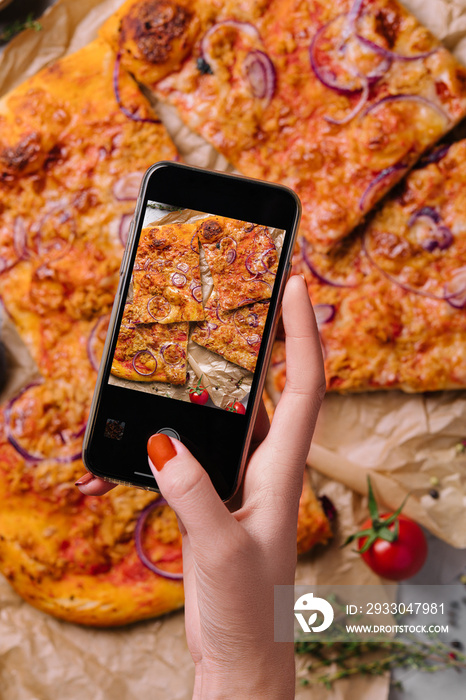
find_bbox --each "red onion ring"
[362,234,461,301]
[359,163,407,211]
[445,267,466,308]
[177,262,190,273]
[215,303,228,324]
[171,272,187,288]
[119,214,133,247]
[113,172,143,201]
[191,285,203,303]
[197,321,219,340]
[132,350,157,376]
[201,20,260,67]
[325,77,369,125]
[87,313,111,371]
[260,248,278,274]
[160,343,185,366]
[407,208,453,252]
[233,309,263,345]
[0,218,28,274]
[225,249,237,264]
[300,239,358,288]
[314,303,336,327]
[134,499,183,580]
[113,52,161,125]
[243,49,276,102]
[310,15,365,94]
[5,382,83,463]
[355,34,437,63]
[362,94,450,123]
[408,207,441,226]
[346,0,364,29]
[147,296,171,321]
[190,234,198,253]
[33,208,76,259]
[245,251,269,276]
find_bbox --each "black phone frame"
[83,162,301,501]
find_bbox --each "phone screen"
[83,163,299,500]
[108,201,285,416]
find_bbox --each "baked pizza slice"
[191,291,269,372]
[0,37,177,368]
[101,0,466,250]
[268,139,466,393]
[112,303,188,383]
[196,216,278,310]
[132,222,204,323]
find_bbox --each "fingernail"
[75,472,95,486]
[147,433,177,471]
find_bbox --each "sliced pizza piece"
[0,37,177,369]
[298,469,333,554]
[191,291,269,372]
[196,216,278,310]
[101,0,466,250]
[276,139,466,393]
[132,222,204,324]
[112,303,188,383]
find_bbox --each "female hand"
[76,275,325,699]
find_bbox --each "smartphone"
[83,162,300,501]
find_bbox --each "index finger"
[242,275,325,502]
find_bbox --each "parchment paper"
[1,1,466,699]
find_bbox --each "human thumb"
[147,433,232,545]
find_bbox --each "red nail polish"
[147,434,176,471]
[75,472,95,486]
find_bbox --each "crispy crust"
[112,304,188,383]
[132,222,204,323]
[191,292,268,372]
[297,469,333,554]
[196,216,278,309]
[100,0,213,86]
[101,0,466,250]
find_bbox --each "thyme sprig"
[295,635,466,689]
[0,13,42,43]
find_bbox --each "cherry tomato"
[188,375,209,405]
[189,388,209,405]
[358,514,428,581]
[227,401,246,414]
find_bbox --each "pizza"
[0,34,331,626]
[268,139,466,394]
[0,36,190,625]
[112,303,189,383]
[132,221,205,324]
[196,216,278,309]
[100,0,466,250]
[191,292,269,372]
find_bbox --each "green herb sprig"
[296,636,465,689]
[0,13,42,43]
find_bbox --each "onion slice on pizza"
[112,303,189,383]
[191,291,269,372]
[101,0,466,250]
[132,222,204,324]
[196,216,278,310]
